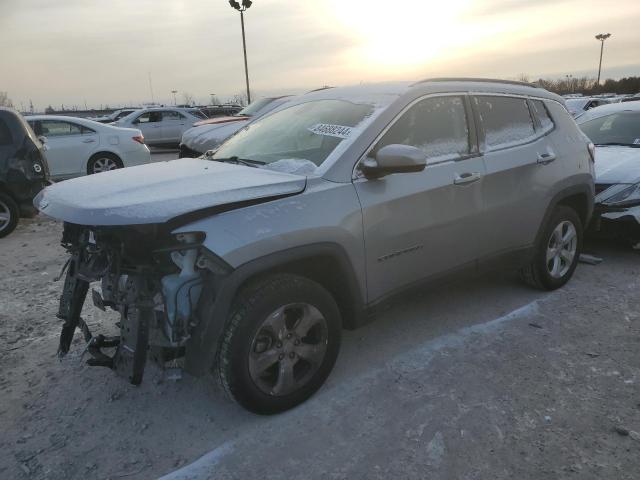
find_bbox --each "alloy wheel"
[92,157,119,173]
[248,303,328,396]
[546,220,577,278]
[0,199,11,233]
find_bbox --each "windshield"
[212,99,375,169]
[237,98,276,117]
[578,111,640,147]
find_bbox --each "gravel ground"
[1,208,639,479]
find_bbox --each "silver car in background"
[114,107,206,146]
[35,78,594,414]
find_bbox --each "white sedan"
[113,107,207,146]
[26,115,150,179]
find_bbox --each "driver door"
[133,111,163,144]
[353,95,487,302]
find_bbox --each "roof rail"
[413,77,540,88]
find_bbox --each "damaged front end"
[56,222,229,384]
[590,183,640,243]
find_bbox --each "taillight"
[587,142,596,163]
[132,135,145,144]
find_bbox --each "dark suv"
[0,108,49,237]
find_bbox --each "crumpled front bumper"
[591,203,640,240]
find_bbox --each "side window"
[136,112,162,123]
[529,99,554,133]
[81,125,96,135]
[474,96,535,149]
[0,119,12,146]
[377,96,470,160]
[163,111,186,121]
[39,120,83,137]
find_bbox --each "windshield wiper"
[213,156,265,167]
[595,142,640,148]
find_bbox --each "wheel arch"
[184,243,366,377]
[535,182,594,248]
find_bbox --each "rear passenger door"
[473,95,556,258]
[354,95,487,302]
[32,120,97,177]
[160,111,188,143]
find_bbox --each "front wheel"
[521,205,583,290]
[0,192,19,238]
[217,274,341,414]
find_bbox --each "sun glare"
[328,0,473,68]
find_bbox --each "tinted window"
[136,112,162,123]
[378,96,470,159]
[578,111,640,147]
[474,96,535,149]
[189,110,207,119]
[530,99,554,133]
[39,120,83,137]
[0,119,12,145]
[163,111,186,121]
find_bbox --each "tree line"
[522,76,640,96]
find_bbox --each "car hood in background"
[193,115,248,127]
[594,146,640,185]
[183,121,249,152]
[34,158,306,225]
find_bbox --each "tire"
[87,152,123,175]
[0,192,19,238]
[217,274,342,414]
[521,205,583,290]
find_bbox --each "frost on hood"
[262,159,318,175]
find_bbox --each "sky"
[1,0,639,110]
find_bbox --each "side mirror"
[360,144,426,178]
[37,135,47,144]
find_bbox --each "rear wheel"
[217,274,341,414]
[87,153,122,174]
[0,192,19,238]
[521,205,582,290]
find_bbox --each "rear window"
[474,96,536,149]
[189,110,207,119]
[0,119,12,145]
[529,99,554,133]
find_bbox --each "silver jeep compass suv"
[35,79,594,413]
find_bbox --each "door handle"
[454,172,482,185]
[537,152,556,165]
[82,138,96,143]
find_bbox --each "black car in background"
[0,107,49,237]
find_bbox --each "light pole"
[229,0,252,104]
[595,33,611,86]
[171,90,178,105]
[565,74,573,94]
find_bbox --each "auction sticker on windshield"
[308,123,353,139]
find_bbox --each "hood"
[594,146,640,185]
[193,115,248,127]
[184,121,248,151]
[34,158,306,226]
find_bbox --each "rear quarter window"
[529,99,555,133]
[474,95,536,150]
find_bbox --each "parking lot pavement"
[1,217,639,479]
[150,147,180,163]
